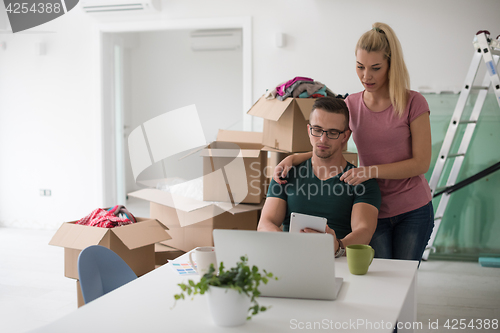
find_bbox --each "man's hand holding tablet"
[289,212,327,233]
[289,212,339,252]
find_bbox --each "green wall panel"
[424,92,500,260]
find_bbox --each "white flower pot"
[207,286,251,327]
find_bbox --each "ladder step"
[435,186,448,193]
[434,216,443,221]
[447,153,466,158]
[471,86,490,90]
[459,120,477,124]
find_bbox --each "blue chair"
[78,245,137,304]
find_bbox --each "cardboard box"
[153,202,260,252]
[247,97,348,152]
[216,129,263,147]
[202,130,267,204]
[343,151,358,166]
[49,217,171,279]
[128,188,263,252]
[155,243,185,265]
[265,147,292,179]
[247,97,316,153]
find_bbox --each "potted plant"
[174,255,277,327]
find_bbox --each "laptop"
[213,229,343,300]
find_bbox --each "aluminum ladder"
[423,31,500,260]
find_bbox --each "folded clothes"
[266,77,341,101]
[264,80,286,100]
[293,81,326,98]
[276,76,313,96]
[310,94,326,98]
[298,84,328,98]
[277,80,315,101]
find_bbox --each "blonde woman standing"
[274,23,434,262]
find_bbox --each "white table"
[31,254,419,333]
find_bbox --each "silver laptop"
[213,229,343,300]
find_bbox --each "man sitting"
[257,97,381,257]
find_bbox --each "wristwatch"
[335,238,345,258]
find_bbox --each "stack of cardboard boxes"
[128,95,358,259]
[128,129,268,254]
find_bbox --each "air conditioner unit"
[81,0,161,15]
[190,29,242,52]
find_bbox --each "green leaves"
[172,255,278,320]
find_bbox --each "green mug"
[346,244,375,275]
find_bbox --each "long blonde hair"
[355,22,410,117]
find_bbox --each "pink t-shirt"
[345,90,432,218]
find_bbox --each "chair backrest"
[78,245,137,304]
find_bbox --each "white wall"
[156,0,500,97]
[1,0,499,229]
[0,10,102,228]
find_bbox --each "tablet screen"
[289,212,327,233]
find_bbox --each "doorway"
[100,18,252,207]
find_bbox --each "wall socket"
[39,189,52,196]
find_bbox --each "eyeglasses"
[309,127,345,140]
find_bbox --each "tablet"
[289,212,327,233]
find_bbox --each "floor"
[1,200,499,332]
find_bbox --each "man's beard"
[314,147,334,159]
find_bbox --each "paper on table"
[170,261,198,275]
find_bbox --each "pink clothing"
[275,76,313,96]
[345,90,432,218]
